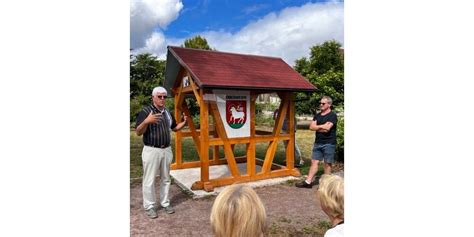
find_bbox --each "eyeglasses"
[156,95,167,99]
[320,102,326,105]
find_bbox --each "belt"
[145,144,170,148]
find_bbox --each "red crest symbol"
[226,98,246,129]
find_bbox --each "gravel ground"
[130,168,343,236]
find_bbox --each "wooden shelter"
[164,46,316,192]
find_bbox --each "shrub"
[130,94,148,123]
[335,115,344,162]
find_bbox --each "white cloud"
[130,0,183,49]
[133,1,343,66]
[133,32,167,58]
[243,4,270,15]
[204,2,344,65]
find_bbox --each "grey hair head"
[322,96,333,105]
[152,86,167,96]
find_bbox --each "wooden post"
[182,100,201,157]
[286,92,295,169]
[175,94,182,168]
[181,89,300,190]
[199,89,211,190]
[213,146,220,161]
[209,101,240,178]
[260,94,288,174]
[246,93,257,176]
[187,71,202,107]
[173,69,185,167]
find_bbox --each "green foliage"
[308,40,344,75]
[299,220,332,236]
[295,92,320,115]
[130,94,148,126]
[165,98,175,114]
[130,53,166,122]
[255,102,278,114]
[267,103,279,113]
[185,97,200,116]
[255,103,264,114]
[129,35,215,123]
[182,35,213,50]
[294,40,344,162]
[317,220,333,230]
[254,102,278,127]
[192,114,200,127]
[336,115,344,162]
[294,40,344,115]
[308,70,344,108]
[130,53,166,98]
[181,36,215,119]
[255,113,274,127]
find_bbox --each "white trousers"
[142,146,173,210]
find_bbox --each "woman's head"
[210,184,266,237]
[317,174,344,220]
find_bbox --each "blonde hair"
[210,184,266,237]
[317,174,344,219]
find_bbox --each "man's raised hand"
[145,111,161,124]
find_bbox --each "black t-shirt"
[314,111,337,144]
[135,105,177,148]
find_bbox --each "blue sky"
[165,0,334,38]
[130,0,343,65]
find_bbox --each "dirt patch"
[130,170,343,236]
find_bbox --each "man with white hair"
[135,86,187,218]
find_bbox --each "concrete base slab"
[170,163,300,199]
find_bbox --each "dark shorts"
[311,143,336,163]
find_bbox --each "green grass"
[265,219,331,236]
[130,127,323,179]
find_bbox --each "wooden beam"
[173,68,185,167]
[171,156,250,170]
[255,158,284,170]
[191,168,300,190]
[247,93,257,176]
[199,89,210,183]
[256,130,273,135]
[173,68,186,89]
[180,87,195,93]
[209,101,240,178]
[180,131,201,137]
[175,105,183,167]
[260,140,278,174]
[176,86,185,114]
[182,100,201,157]
[213,145,220,161]
[187,71,202,107]
[172,68,189,111]
[273,94,289,136]
[260,94,289,174]
[286,92,295,169]
[208,135,289,146]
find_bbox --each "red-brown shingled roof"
[167,46,316,92]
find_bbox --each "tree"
[130,53,166,123]
[294,40,344,114]
[181,35,216,117]
[308,40,344,76]
[182,35,213,50]
[130,53,166,96]
[293,40,344,162]
[129,36,216,123]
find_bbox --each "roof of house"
[164,46,316,94]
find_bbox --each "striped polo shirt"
[135,104,177,148]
